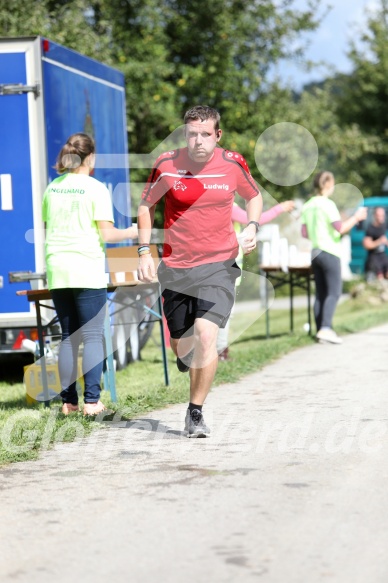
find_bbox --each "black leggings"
[311,249,342,331]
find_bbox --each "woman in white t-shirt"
[43,133,137,415]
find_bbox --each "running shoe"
[316,328,343,344]
[184,408,210,438]
[176,349,194,373]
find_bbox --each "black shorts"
[158,260,241,339]
[367,253,388,276]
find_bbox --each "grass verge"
[1,295,388,466]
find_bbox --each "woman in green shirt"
[43,133,137,415]
[301,171,366,344]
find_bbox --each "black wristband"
[247,221,260,233]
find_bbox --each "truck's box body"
[0,37,131,354]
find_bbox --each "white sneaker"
[316,328,343,344]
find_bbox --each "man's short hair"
[184,105,220,131]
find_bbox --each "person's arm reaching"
[332,207,367,235]
[261,201,294,225]
[232,201,294,226]
[97,221,138,243]
[301,208,367,239]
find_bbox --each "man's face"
[185,119,222,163]
[375,207,385,225]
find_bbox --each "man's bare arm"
[137,201,157,282]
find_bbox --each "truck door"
[0,39,47,323]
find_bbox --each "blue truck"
[0,36,152,367]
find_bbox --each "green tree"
[159,0,323,201]
[287,85,385,201]
[0,0,325,212]
[334,1,388,195]
[97,0,322,149]
[0,0,112,61]
[258,1,388,204]
[97,0,179,155]
[0,0,323,153]
[96,0,324,213]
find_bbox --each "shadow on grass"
[0,396,30,409]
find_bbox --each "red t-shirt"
[141,146,260,268]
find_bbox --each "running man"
[137,105,262,437]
